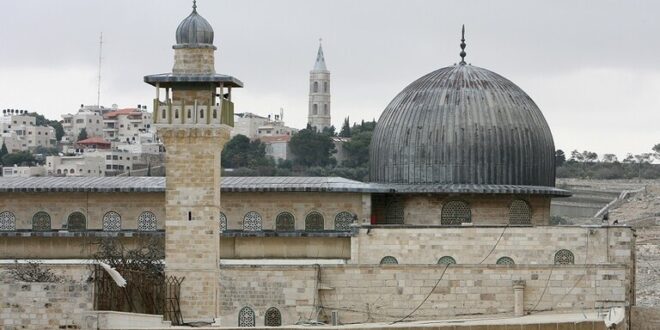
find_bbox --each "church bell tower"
[144,0,242,323]
[308,40,331,131]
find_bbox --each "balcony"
[153,98,234,127]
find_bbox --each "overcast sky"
[0,0,658,159]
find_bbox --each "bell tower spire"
[308,39,331,131]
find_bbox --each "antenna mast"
[96,32,103,107]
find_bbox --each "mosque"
[0,2,635,329]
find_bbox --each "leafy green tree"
[321,125,336,136]
[342,131,372,168]
[77,128,88,141]
[339,117,351,137]
[289,127,336,167]
[0,142,8,162]
[221,134,271,168]
[1,151,35,166]
[602,154,618,163]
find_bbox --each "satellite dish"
[604,307,625,328]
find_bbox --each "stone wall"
[631,306,660,330]
[220,192,366,231]
[0,281,93,329]
[0,192,165,231]
[350,226,634,266]
[401,194,551,226]
[218,263,630,326]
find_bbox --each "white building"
[61,106,104,143]
[46,149,147,177]
[102,106,152,142]
[261,135,293,162]
[234,111,297,140]
[0,111,56,152]
[1,165,46,177]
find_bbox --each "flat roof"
[143,73,243,88]
[0,177,571,196]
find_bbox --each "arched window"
[213,109,217,119]
[275,212,295,231]
[554,249,575,265]
[219,212,227,231]
[305,212,324,231]
[496,257,515,265]
[437,256,457,265]
[323,81,328,93]
[174,109,179,119]
[334,211,353,231]
[67,212,86,231]
[384,199,404,224]
[441,201,471,225]
[32,211,51,231]
[102,211,121,231]
[312,104,318,115]
[238,306,255,327]
[313,81,319,93]
[323,104,328,115]
[64,169,69,174]
[264,307,282,326]
[0,211,16,231]
[380,256,398,264]
[243,211,262,231]
[161,109,166,119]
[187,109,191,119]
[137,211,157,231]
[509,199,532,225]
[200,109,204,119]
[70,169,75,174]
[57,169,62,175]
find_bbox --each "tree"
[653,143,660,161]
[339,117,351,137]
[321,125,336,136]
[0,142,8,162]
[602,154,618,163]
[289,127,336,167]
[570,149,584,162]
[1,151,35,166]
[221,134,271,169]
[77,128,88,141]
[555,149,566,167]
[343,131,372,168]
[581,150,598,162]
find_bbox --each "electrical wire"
[390,263,450,324]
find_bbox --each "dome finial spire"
[192,0,197,12]
[459,24,467,65]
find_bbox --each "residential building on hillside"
[1,165,46,177]
[261,135,293,161]
[233,111,297,139]
[102,106,152,142]
[61,107,104,143]
[0,110,56,152]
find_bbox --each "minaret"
[144,0,242,323]
[308,39,331,131]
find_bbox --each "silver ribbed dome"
[175,8,214,47]
[370,64,556,187]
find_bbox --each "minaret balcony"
[153,98,234,127]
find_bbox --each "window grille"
[554,249,575,265]
[441,201,471,225]
[137,211,157,231]
[380,256,398,264]
[102,211,121,231]
[238,306,255,327]
[243,211,262,231]
[67,212,86,231]
[275,212,295,231]
[305,212,324,231]
[264,307,282,326]
[32,212,51,231]
[0,211,16,231]
[509,199,532,225]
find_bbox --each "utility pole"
[97,32,103,107]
